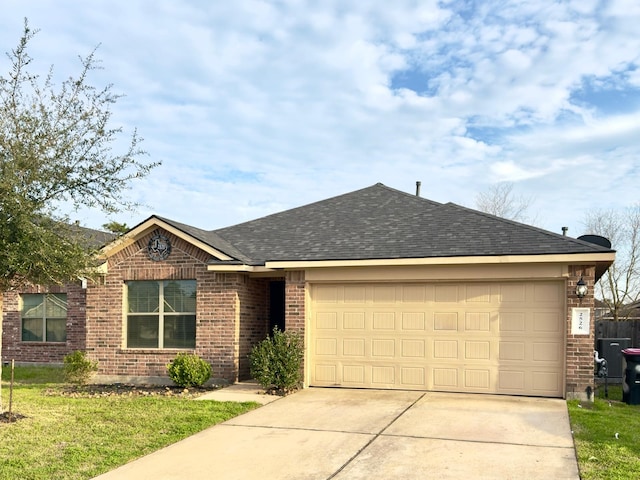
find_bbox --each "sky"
[1,0,639,238]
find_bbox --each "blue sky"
[1,0,639,237]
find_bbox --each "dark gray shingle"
[210,183,613,264]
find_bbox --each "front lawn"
[0,365,258,480]
[568,384,640,480]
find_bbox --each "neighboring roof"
[112,183,615,272]
[70,224,116,249]
[212,183,614,264]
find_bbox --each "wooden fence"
[595,320,640,347]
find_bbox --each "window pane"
[46,294,68,318]
[22,318,43,341]
[46,318,67,342]
[127,281,159,313]
[164,315,196,349]
[22,294,45,318]
[127,315,159,348]
[163,280,196,313]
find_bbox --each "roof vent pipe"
[416,181,421,197]
[562,227,568,236]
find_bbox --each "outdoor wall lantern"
[576,277,588,298]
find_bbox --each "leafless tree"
[475,182,536,223]
[583,206,640,321]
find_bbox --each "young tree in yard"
[475,182,536,223]
[583,206,640,321]
[0,21,159,411]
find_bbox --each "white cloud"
[0,0,639,237]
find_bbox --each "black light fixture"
[576,277,588,298]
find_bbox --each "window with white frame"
[21,293,68,342]
[126,280,196,349]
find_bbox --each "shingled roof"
[198,183,614,265]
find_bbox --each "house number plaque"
[571,308,590,335]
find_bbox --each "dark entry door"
[269,281,285,333]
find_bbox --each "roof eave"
[264,252,616,270]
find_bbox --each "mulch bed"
[43,383,222,399]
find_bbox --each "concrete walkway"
[93,387,579,480]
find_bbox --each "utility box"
[622,348,640,405]
[597,338,632,378]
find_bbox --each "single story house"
[2,183,615,400]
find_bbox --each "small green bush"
[249,328,304,394]
[167,353,212,388]
[63,350,98,385]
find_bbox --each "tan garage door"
[309,281,565,397]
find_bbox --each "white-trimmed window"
[21,294,68,342]
[126,280,196,349]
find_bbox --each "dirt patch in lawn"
[0,411,28,423]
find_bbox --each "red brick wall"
[284,270,306,380]
[565,265,596,400]
[284,270,306,333]
[2,283,86,363]
[86,228,268,384]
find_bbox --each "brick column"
[566,265,596,401]
[284,270,306,334]
[285,270,306,385]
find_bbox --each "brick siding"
[2,283,86,363]
[565,265,596,401]
[85,228,268,383]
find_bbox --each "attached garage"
[310,281,565,397]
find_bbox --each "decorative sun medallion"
[147,233,171,261]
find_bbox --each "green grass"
[0,365,258,480]
[568,384,640,480]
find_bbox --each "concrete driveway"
[93,388,579,480]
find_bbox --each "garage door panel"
[401,367,426,386]
[402,285,428,302]
[499,370,526,391]
[343,365,365,384]
[465,312,491,331]
[465,284,491,302]
[316,312,338,329]
[402,312,426,330]
[435,285,459,302]
[499,284,527,302]
[343,338,366,356]
[434,368,458,388]
[315,364,337,383]
[401,339,426,358]
[434,340,458,359]
[532,371,562,394]
[372,366,395,385]
[465,341,491,360]
[499,312,526,332]
[373,312,396,330]
[534,283,562,303]
[499,341,526,361]
[534,312,563,332]
[434,312,459,331]
[310,282,564,397]
[532,342,562,363]
[464,369,491,389]
[372,339,395,357]
[344,286,366,303]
